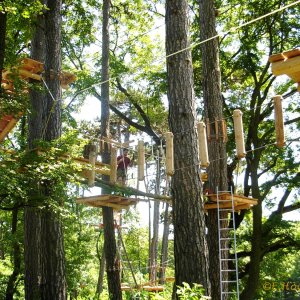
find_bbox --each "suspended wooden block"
[197,121,209,168]
[1,57,76,92]
[165,132,174,176]
[233,109,246,159]
[110,146,117,184]
[273,95,285,148]
[76,194,137,210]
[269,49,300,92]
[137,140,145,181]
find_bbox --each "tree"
[24,0,67,298]
[100,0,122,299]
[0,0,6,86]
[165,0,210,297]
[199,1,229,299]
[213,1,300,298]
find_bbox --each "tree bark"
[165,0,210,297]
[240,157,262,300]
[28,0,66,298]
[159,203,170,284]
[199,1,228,299]
[5,208,21,300]
[40,5,66,300]
[0,0,6,86]
[149,157,161,284]
[24,3,46,299]
[101,0,122,299]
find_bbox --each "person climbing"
[117,148,133,185]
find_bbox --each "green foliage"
[176,283,211,300]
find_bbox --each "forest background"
[0,0,300,299]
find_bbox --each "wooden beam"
[271,55,300,76]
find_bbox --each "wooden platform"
[269,48,300,91]
[204,193,258,212]
[76,194,137,210]
[0,114,21,142]
[2,57,76,91]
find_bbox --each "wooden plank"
[268,53,286,63]
[142,285,164,292]
[207,193,258,204]
[234,204,252,211]
[271,55,300,76]
[0,116,20,142]
[77,194,113,202]
[283,48,300,59]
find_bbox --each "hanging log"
[197,121,209,168]
[88,144,97,187]
[137,140,145,181]
[165,132,174,176]
[110,146,117,183]
[273,95,285,148]
[233,109,246,159]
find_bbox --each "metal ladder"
[217,188,240,300]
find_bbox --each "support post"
[137,140,145,181]
[273,95,285,148]
[110,146,117,184]
[197,121,209,168]
[165,132,174,176]
[88,144,97,187]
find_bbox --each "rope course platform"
[2,57,76,91]
[0,58,76,143]
[0,114,22,142]
[120,284,164,292]
[76,194,138,210]
[204,193,258,212]
[269,48,300,91]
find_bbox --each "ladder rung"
[221,269,236,272]
[219,218,229,221]
[221,258,236,261]
[220,248,231,251]
[220,228,234,230]
[222,280,237,283]
[220,237,233,240]
[222,292,237,294]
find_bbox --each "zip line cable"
[66,0,300,102]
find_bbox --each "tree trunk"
[40,0,67,296]
[240,160,262,300]
[0,0,6,86]
[149,157,161,284]
[96,246,106,295]
[165,0,210,297]
[0,0,6,76]
[199,1,228,299]
[5,208,21,300]
[101,0,122,299]
[28,0,66,298]
[159,203,170,285]
[24,3,46,299]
